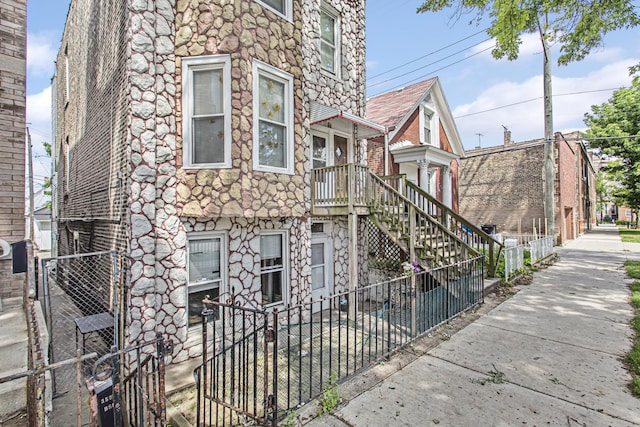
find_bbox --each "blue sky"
[25,0,640,194]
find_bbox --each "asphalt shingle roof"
[366,78,437,129]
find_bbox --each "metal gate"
[37,250,125,424]
[194,301,278,427]
[88,333,172,427]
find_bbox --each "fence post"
[156,333,167,425]
[110,345,123,427]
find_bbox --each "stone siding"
[0,0,26,300]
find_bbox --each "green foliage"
[620,229,640,244]
[416,0,639,65]
[585,74,640,211]
[280,410,298,427]
[318,373,342,415]
[624,263,640,397]
[625,261,640,279]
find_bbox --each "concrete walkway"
[307,225,640,426]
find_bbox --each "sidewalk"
[0,300,28,423]
[306,225,640,426]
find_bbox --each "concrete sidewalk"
[307,225,640,426]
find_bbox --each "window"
[421,105,439,147]
[260,231,287,305]
[182,55,231,168]
[64,46,70,102]
[253,61,294,174]
[320,7,339,75]
[256,0,291,20]
[187,233,227,327]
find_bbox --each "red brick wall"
[367,136,385,176]
[556,139,577,243]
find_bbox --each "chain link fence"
[37,250,124,425]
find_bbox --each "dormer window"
[320,5,340,76]
[421,104,439,147]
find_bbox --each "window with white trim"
[421,105,439,147]
[260,231,287,305]
[256,0,291,20]
[320,6,340,75]
[253,61,294,174]
[187,233,227,326]
[182,55,232,168]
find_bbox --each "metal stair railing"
[366,172,479,268]
[382,174,503,277]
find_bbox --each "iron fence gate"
[37,250,125,424]
[88,333,172,427]
[193,256,484,426]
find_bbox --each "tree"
[585,73,640,216]
[41,142,52,210]
[417,0,639,65]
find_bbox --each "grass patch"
[624,262,640,398]
[619,228,640,243]
[625,261,640,280]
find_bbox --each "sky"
[25,0,640,204]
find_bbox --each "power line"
[454,87,624,119]
[368,45,495,97]
[367,38,493,89]
[367,27,489,81]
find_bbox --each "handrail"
[367,172,479,267]
[391,177,503,277]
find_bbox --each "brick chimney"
[503,129,512,146]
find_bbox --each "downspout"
[384,132,389,176]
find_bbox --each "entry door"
[311,234,333,312]
[313,131,349,203]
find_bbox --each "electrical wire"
[368,45,495,97]
[454,87,625,119]
[367,38,493,89]
[367,27,489,81]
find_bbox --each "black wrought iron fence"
[194,256,484,426]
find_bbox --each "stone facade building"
[0,0,26,303]
[459,131,597,244]
[366,78,464,212]
[53,0,387,361]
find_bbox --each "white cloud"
[27,32,57,78]
[26,86,52,156]
[453,59,638,150]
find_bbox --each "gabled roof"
[366,78,464,156]
[366,78,436,129]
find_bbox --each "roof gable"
[366,78,464,156]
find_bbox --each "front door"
[311,224,333,312]
[313,130,350,203]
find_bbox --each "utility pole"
[540,18,555,240]
[26,126,35,242]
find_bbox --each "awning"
[310,102,386,139]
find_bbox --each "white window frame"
[186,231,228,328]
[181,55,232,169]
[253,60,295,174]
[420,104,439,147]
[319,4,341,77]
[255,0,292,21]
[260,230,289,307]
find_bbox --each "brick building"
[52,0,391,361]
[0,0,26,303]
[459,131,597,243]
[366,78,464,211]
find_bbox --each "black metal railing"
[194,256,484,426]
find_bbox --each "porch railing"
[384,175,503,277]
